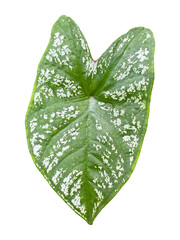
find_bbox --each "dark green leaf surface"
[25,15,155,224]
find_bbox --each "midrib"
[83,96,96,224]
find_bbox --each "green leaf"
[25,15,155,225]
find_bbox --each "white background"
[0,0,180,239]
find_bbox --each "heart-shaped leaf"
[25,15,155,224]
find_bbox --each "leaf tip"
[86,219,94,225]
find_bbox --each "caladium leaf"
[25,15,155,224]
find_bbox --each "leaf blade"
[25,16,155,224]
